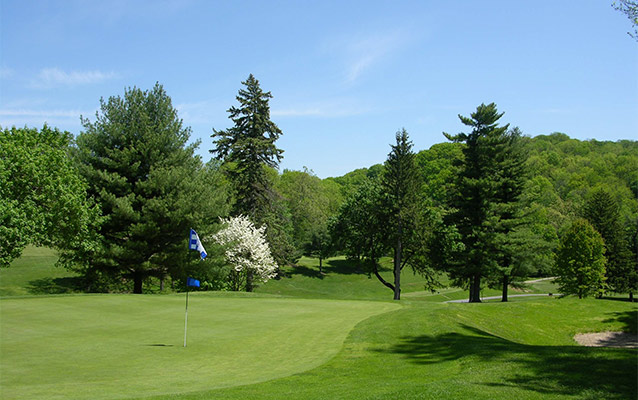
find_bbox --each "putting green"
[0,294,399,399]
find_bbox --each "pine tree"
[75,83,227,293]
[444,103,510,303]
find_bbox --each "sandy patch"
[574,331,638,348]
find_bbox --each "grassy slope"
[148,298,637,400]
[257,256,558,302]
[0,246,79,297]
[1,248,635,400]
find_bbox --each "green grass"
[0,293,399,399]
[0,246,81,297]
[1,249,636,399]
[147,297,636,400]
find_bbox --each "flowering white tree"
[212,215,278,291]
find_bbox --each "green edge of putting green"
[0,293,400,400]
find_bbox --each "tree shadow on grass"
[379,324,637,399]
[287,265,325,279]
[603,310,638,334]
[27,277,84,294]
[322,259,391,276]
[286,259,392,279]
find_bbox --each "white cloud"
[0,108,92,130]
[30,68,117,88]
[272,98,372,118]
[331,30,411,83]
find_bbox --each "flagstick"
[184,288,189,347]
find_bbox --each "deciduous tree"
[0,125,99,268]
[212,215,277,291]
[554,218,606,299]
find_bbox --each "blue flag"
[187,277,200,288]
[189,229,207,260]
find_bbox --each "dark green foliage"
[555,218,607,298]
[74,83,229,293]
[443,103,512,302]
[211,74,283,220]
[380,129,430,300]
[0,125,99,268]
[330,181,387,273]
[583,188,636,298]
[211,75,295,273]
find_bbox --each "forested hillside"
[325,132,637,282]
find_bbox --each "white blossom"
[211,215,278,282]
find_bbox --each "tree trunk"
[393,237,402,300]
[501,274,509,302]
[160,276,165,292]
[629,292,634,302]
[246,269,254,292]
[133,271,143,294]
[370,241,394,292]
[469,274,481,303]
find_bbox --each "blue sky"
[1,0,636,178]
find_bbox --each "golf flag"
[187,277,200,288]
[189,229,207,260]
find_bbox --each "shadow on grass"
[27,277,84,294]
[380,324,637,399]
[322,259,391,276]
[287,265,325,279]
[603,310,638,334]
[600,295,635,303]
[287,259,392,279]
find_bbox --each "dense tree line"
[2,78,636,299]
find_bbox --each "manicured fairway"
[146,297,637,400]
[0,294,399,399]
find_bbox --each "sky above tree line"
[1,0,636,178]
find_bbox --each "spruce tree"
[211,75,293,289]
[211,74,283,219]
[381,129,424,300]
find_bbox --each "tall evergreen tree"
[444,103,510,303]
[211,74,283,218]
[583,188,636,300]
[490,128,531,301]
[211,75,293,290]
[75,83,228,293]
[381,129,425,300]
